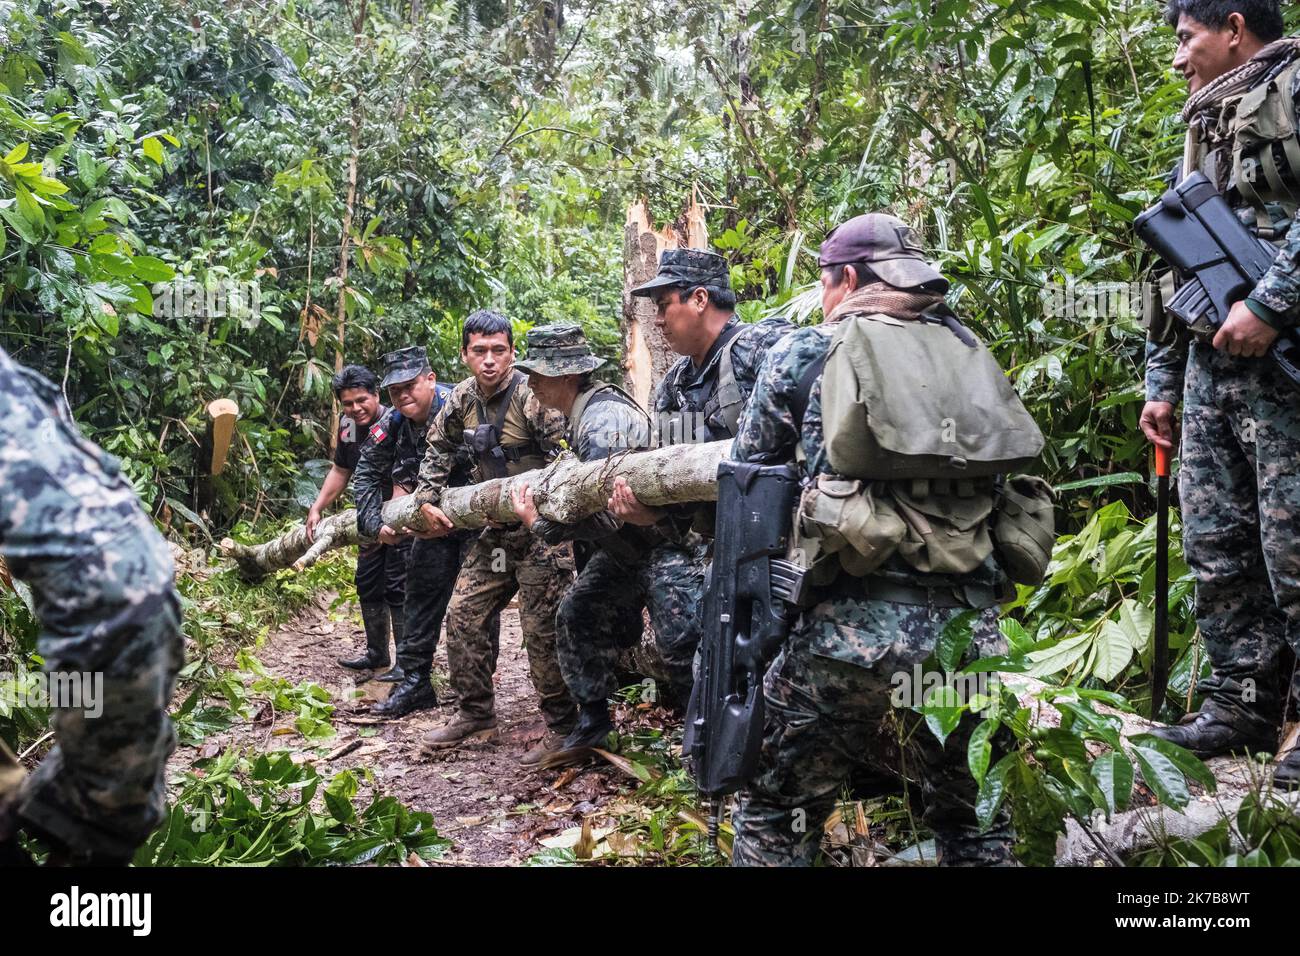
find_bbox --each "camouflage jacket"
[1147,71,1300,404]
[654,314,793,535]
[531,384,657,553]
[353,383,455,538]
[415,370,566,507]
[653,314,794,442]
[731,319,1004,594]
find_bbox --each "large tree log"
[221,440,729,579]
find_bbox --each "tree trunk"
[620,193,708,410]
[221,439,729,579]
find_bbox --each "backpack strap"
[714,332,746,436]
[791,353,826,430]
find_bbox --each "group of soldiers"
[313,253,791,774]
[1,0,1298,867]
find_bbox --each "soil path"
[168,592,644,865]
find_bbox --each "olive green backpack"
[797,307,1054,584]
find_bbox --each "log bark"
[221,439,729,579]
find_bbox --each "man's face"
[651,286,708,357]
[525,371,576,413]
[1173,13,1246,94]
[819,266,852,318]
[386,371,437,423]
[461,332,514,392]
[339,386,381,429]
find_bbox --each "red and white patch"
[369,421,388,442]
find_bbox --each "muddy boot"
[540,702,613,769]
[519,730,567,768]
[374,610,407,681]
[339,603,391,670]
[1147,690,1276,760]
[371,669,437,718]
[418,712,498,752]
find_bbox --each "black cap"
[629,248,731,297]
[380,345,432,388]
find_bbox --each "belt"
[829,575,1000,609]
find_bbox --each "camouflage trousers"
[731,594,1014,867]
[1180,341,1300,721]
[445,526,575,730]
[555,540,707,707]
[0,350,183,862]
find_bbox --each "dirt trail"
[169,592,641,865]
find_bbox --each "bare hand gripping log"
[220,439,730,579]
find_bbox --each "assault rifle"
[1134,172,1300,389]
[684,460,806,849]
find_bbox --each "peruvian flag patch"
[369,421,388,443]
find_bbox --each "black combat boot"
[1274,740,1300,789]
[539,701,614,769]
[1147,684,1277,760]
[338,603,391,670]
[371,669,437,718]
[374,609,406,682]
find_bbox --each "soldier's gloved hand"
[1213,300,1279,358]
[415,503,455,539]
[1140,401,1179,452]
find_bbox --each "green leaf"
[1090,752,1134,815]
[1132,744,1190,809]
[937,610,976,672]
[142,136,164,165]
[968,718,997,785]
[1116,599,1154,654]
[14,181,44,230]
[1054,472,1144,492]
[921,684,964,746]
[998,618,1033,655]
[323,771,358,824]
[3,142,30,164]
[1023,631,1092,678]
[976,753,1015,832]
[1129,734,1217,792]
[131,255,174,283]
[1092,621,1135,682]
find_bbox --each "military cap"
[379,345,432,388]
[514,324,606,377]
[818,213,949,293]
[629,248,732,297]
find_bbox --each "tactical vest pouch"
[795,476,906,578]
[820,312,1045,480]
[1228,61,1300,220]
[889,479,996,575]
[990,475,1057,585]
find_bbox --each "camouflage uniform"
[515,325,703,707]
[629,250,795,692]
[0,348,183,863]
[1145,64,1300,735]
[415,369,575,730]
[727,218,1015,867]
